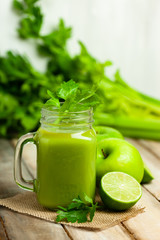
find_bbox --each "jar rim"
[41,103,93,115]
[40,103,94,132]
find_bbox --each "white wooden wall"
[0,0,160,99]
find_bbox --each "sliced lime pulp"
[100,172,142,211]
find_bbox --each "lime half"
[100,172,142,211]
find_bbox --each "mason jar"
[14,105,97,209]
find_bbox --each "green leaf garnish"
[57,80,79,100]
[46,90,60,109]
[45,80,99,112]
[56,194,98,223]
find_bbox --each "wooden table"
[0,138,160,240]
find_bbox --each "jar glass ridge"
[40,105,94,132]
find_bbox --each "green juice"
[34,127,96,209]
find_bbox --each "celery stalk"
[94,113,160,131]
[94,74,160,140]
[117,128,160,140]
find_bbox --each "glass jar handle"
[14,132,36,191]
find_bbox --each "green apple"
[96,138,144,183]
[94,126,123,142]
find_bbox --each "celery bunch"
[94,72,160,139]
[0,0,160,139]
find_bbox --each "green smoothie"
[34,127,96,209]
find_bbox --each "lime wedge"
[100,172,142,211]
[141,163,154,184]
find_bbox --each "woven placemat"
[0,192,145,230]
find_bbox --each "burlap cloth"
[0,192,145,230]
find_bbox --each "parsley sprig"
[56,193,98,223]
[45,80,99,112]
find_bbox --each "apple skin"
[94,126,123,142]
[96,138,144,184]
